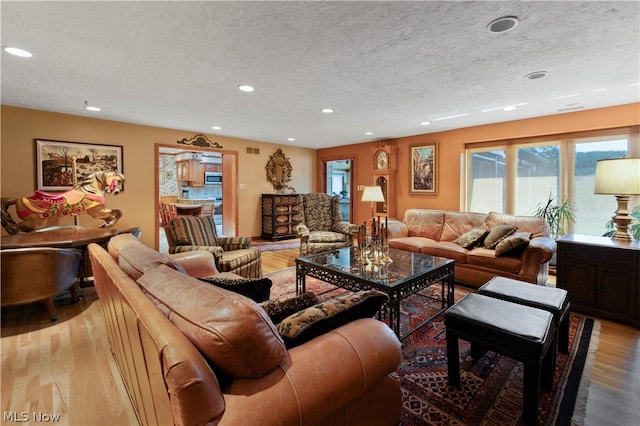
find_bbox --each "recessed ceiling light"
[420,121,430,126]
[85,105,101,112]
[432,113,469,122]
[365,132,373,135]
[524,71,548,80]
[321,108,334,113]
[83,101,100,112]
[288,138,295,141]
[3,46,32,57]
[487,16,519,33]
[546,94,580,101]
[238,85,254,92]
[630,82,640,87]
[482,103,528,113]
[211,126,221,130]
[591,88,608,93]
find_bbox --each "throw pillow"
[200,276,272,303]
[137,265,287,378]
[277,290,388,348]
[453,227,490,249]
[259,292,320,324]
[495,232,532,257]
[484,224,518,249]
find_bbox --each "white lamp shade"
[361,186,385,202]
[594,158,640,195]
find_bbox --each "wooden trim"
[464,125,639,150]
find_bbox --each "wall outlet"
[239,183,247,190]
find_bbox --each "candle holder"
[369,238,384,265]
[380,242,392,264]
[356,216,391,266]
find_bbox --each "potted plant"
[533,194,576,267]
[533,193,576,240]
[603,205,640,240]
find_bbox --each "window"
[515,145,560,216]
[465,128,639,237]
[573,139,628,235]
[468,150,506,213]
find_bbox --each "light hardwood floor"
[1,248,638,425]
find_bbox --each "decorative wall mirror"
[266,149,295,193]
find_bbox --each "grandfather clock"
[371,143,397,219]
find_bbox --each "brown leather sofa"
[387,209,555,287]
[88,233,402,425]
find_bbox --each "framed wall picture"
[36,139,123,191]
[409,142,438,194]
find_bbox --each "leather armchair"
[1,247,82,320]
[296,193,358,256]
[165,215,262,278]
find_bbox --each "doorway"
[325,159,352,222]
[155,143,238,252]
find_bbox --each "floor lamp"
[361,186,385,221]
[594,157,640,241]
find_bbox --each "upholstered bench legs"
[478,276,571,353]
[446,293,556,426]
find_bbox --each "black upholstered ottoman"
[445,293,556,426]
[478,276,571,353]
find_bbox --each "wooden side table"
[556,234,640,328]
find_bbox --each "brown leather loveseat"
[88,233,402,425]
[387,209,555,287]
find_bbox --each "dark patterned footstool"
[445,293,556,426]
[478,276,571,353]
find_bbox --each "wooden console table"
[556,234,640,328]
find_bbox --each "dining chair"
[160,202,178,226]
[200,203,215,218]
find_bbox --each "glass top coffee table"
[295,247,455,341]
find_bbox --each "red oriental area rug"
[265,268,600,426]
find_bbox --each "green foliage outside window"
[603,205,640,240]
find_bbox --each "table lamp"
[361,186,385,220]
[594,157,640,240]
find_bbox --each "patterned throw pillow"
[495,232,532,257]
[259,292,320,324]
[483,224,518,249]
[277,290,388,348]
[453,227,489,249]
[200,276,272,303]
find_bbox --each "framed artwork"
[36,139,123,191]
[409,142,438,194]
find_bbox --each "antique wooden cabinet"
[261,194,301,241]
[556,234,640,328]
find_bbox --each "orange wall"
[3,103,638,244]
[318,103,640,225]
[1,106,316,246]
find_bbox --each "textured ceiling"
[2,1,639,149]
